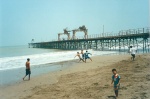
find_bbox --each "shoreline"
[0,52,143,87]
[0,52,125,87]
[0,53,150,99]
[0,59,78,87]
[0,54,130,99]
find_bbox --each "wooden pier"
[29,27,150,53]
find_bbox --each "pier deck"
[29,28,150,52]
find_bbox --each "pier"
[29,27,150,53]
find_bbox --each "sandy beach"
[0,54,150,99]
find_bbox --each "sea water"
[0,45,119,86]
[0,45,118,71]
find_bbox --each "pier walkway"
[29,27,150,53]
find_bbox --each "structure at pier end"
[72,25,88,40]
[58,28,71,41]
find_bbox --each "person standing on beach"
[80,50,85,59]
[74,52,85,62]
[111,69,121,98]
[23,58,31,80]
[84,51,92,63]
[130,46,137,61]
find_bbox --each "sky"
[0,0,149,46]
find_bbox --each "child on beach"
[111,69,121,98]
[84,51,92,63]
[23,58,31,80]
[80,50,85,59]
[74,52,85,62]
[129,46,137,61]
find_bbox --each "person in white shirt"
[130,46,137,61]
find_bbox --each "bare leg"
[81,59,85,62]
[115,89,118,97]
[114,87,119,97]
[89,58,92,61]
[131,55,133,60]
[23,75,27,80]
[133,55,135,61]
[28,74,30,80]
[78,59,81,62]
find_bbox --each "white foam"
[0,50,117,70]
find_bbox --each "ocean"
[1,45,148,86]
[0,45,119,86]
[0,45,118,71]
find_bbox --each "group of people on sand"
[74,50,92,63]
[22,46,138,98]
[22,50,93,81]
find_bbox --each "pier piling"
[29,27,150,53]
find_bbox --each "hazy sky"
[0,0,149,46]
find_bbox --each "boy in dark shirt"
[84,51,92,63]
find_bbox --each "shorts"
[131,54,135,58]
[114,84,120,90]
[82,54,84,59]
[26,69,31,75]
[85,56,90,59]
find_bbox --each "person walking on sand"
[111,69,121,98]
[130,46,137,61]
[84,51,92,63]
[23,58,31,80]
[74,52,85,62]
[80,50,85,59]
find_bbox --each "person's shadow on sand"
[107,96,116,99]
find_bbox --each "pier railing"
[73,27,150,40]
[29,27,150,53]
[32,27,150,42]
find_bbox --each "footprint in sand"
[140,92,147,98]
[146,74,150,81]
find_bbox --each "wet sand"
[0,60,77,86]
[0,54,150,99]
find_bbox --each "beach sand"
[0,54,150,99]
